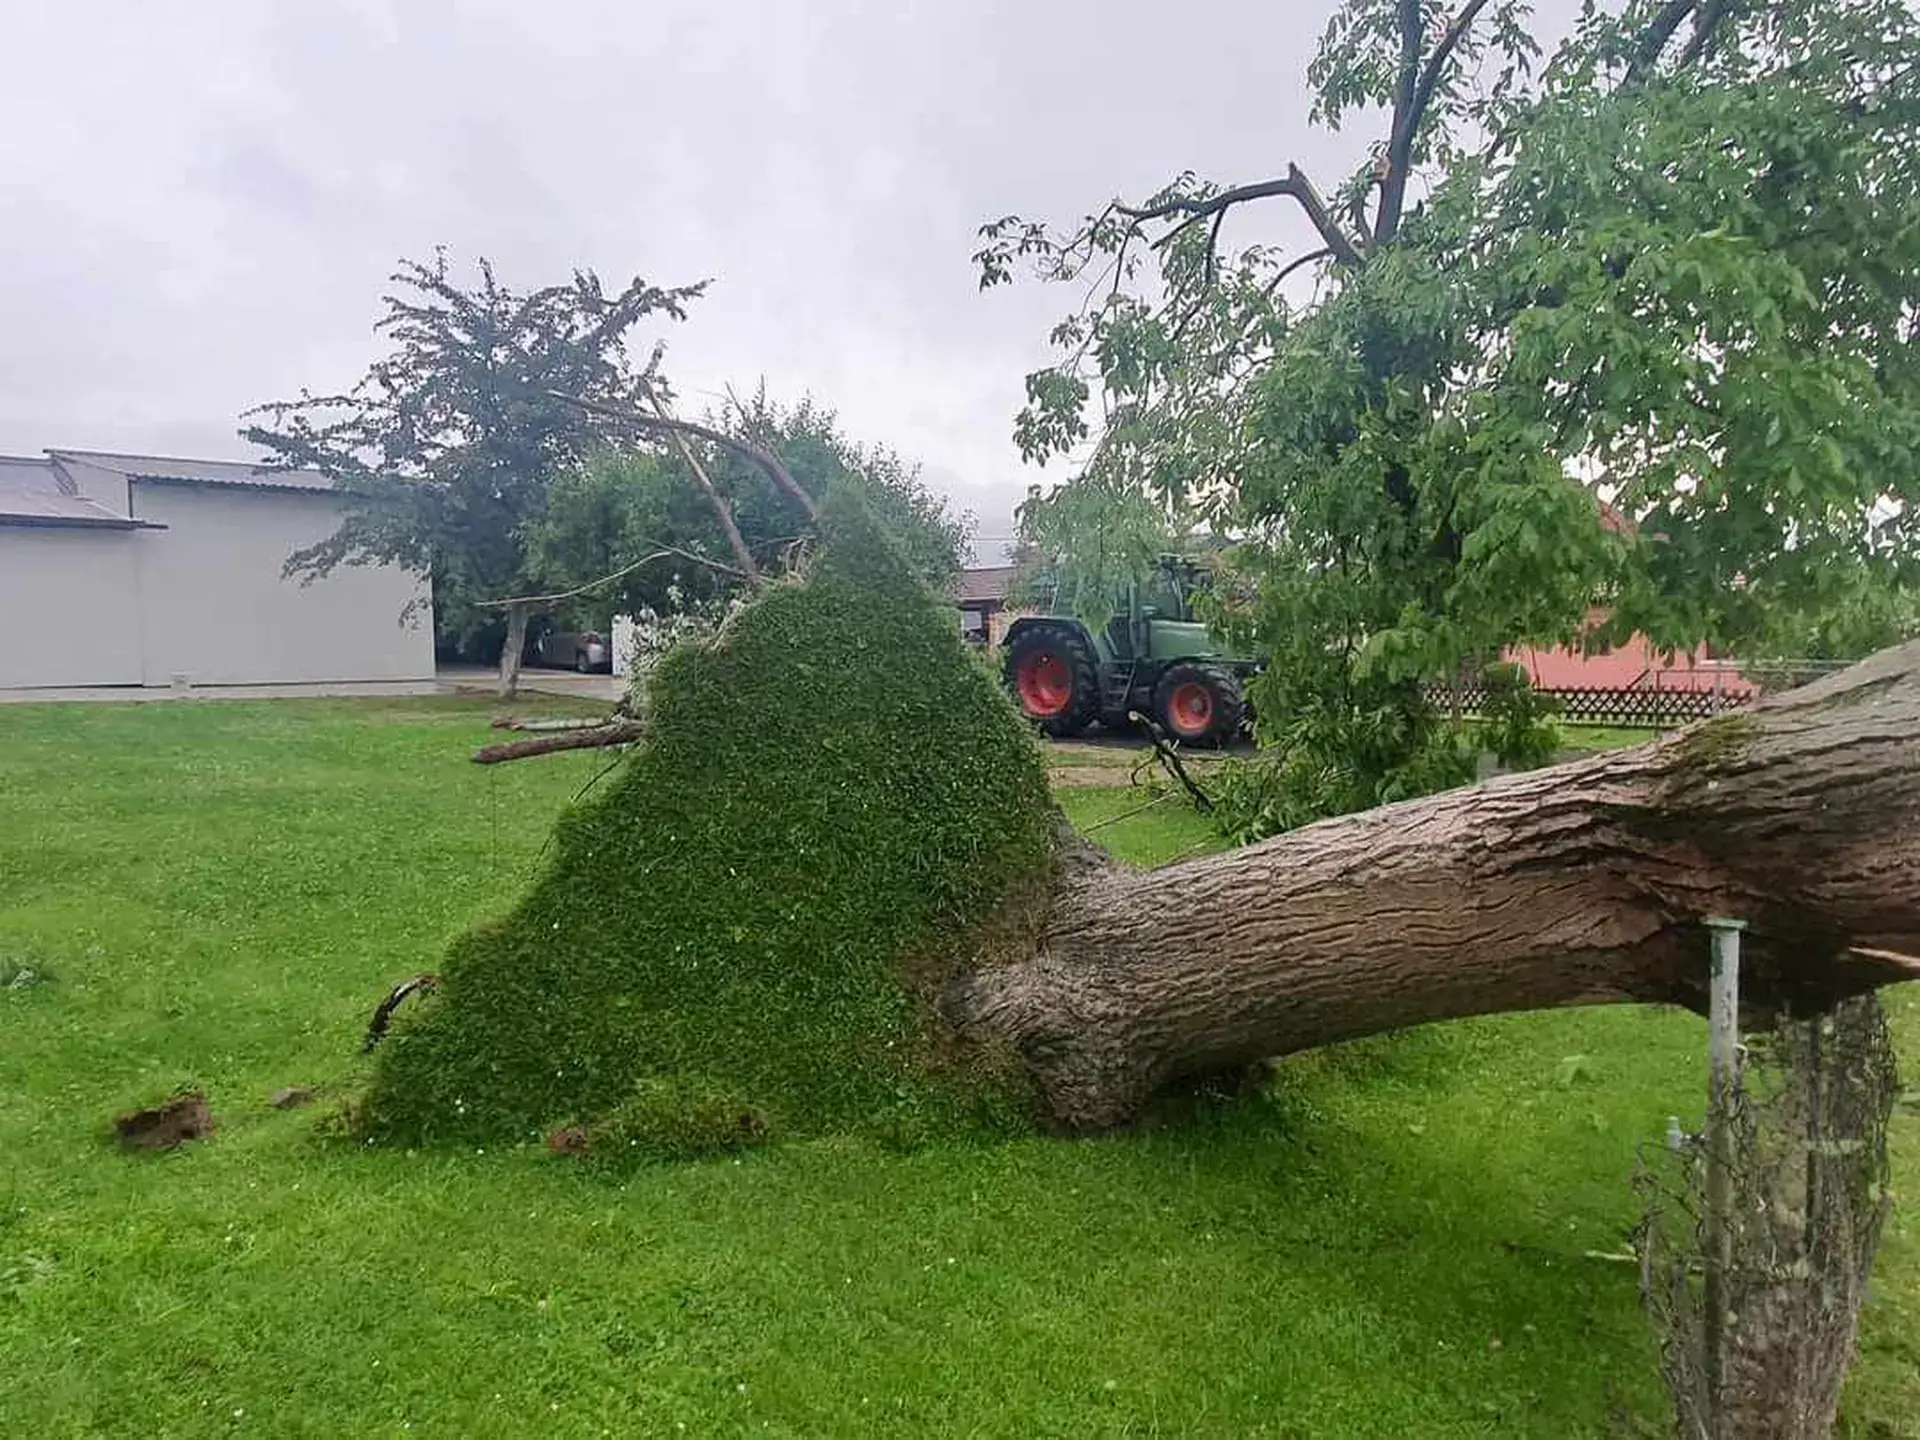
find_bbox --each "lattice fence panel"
[1433,683,1749,727]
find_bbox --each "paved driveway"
[436,665,624,702]
[0,677,445,705]
[0,666,625,706]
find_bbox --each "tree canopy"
[525,389,969,628]
[981,0,1920,830]
[244,252,705,652]
[247,255,969,655]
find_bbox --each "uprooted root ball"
[356,487,1056,1152]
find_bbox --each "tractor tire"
[1153,662,1245,747]
[1005,623,1101,738]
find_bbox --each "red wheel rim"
[1016,652,1074,717]
[1167,681,1214,738]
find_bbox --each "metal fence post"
[1703,916,1746,1426]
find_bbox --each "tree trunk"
[498,602,531,701]
[946,642,1920,1132]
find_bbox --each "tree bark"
[946,641,1920,1132]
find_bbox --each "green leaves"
[986,0,1920,843]
[1468,0,1920,656]
[246,252,706,650]
[1012,479,1185,625]
[251,258,968,655]
[1014,369,1092,464]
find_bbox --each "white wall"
[0,527,144,686]
[130,482,433,685]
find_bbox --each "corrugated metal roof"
[0,455,67,496]
[48,448,334,492]
[0,455,155,529]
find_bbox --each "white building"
[0,448,434,689]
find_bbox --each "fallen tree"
[362,489,1920,1147]
[946,648,1920,1130]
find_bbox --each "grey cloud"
[0,0,1571,558]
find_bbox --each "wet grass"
[0,697,1914,1437]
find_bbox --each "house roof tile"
[957,565,1020,604]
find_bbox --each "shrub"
[1475,660,1561,771]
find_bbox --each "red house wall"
[1508,627,1755,699]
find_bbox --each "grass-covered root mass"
[360,487,1056,1151]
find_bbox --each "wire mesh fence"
[1635,995,1898,1439]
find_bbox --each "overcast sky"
[1,1,1514,559]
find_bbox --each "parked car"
[526,623,611,673]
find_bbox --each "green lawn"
[2,698,1915,1437]
[1555,723,1663,756]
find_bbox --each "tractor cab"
[1116,557,1217,662]
[1002,555,1260,745]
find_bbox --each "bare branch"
[1265,246,1336,298]
[1105,227,1136,311]
[1421,0,1496,125]
[1676,0,1733,71]
[543,390,821,522]
[1379,0,1495,242]
[362,973,437,1054]
[489,716,614,732]
[1128,711,1216,813]
[1154,205,1233,294]
[1202,207,1228,289]
[1116,166,1365,269]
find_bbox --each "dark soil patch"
[115,1092,214,1150]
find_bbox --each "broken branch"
[1116,166,1365,270]
[1128,711,1217,813]
[472,720,646,765]
[639,377,763,585]
[489,716,614,732]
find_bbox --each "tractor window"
[1141,574,1185,621]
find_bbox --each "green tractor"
[1002,556,1260,745]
